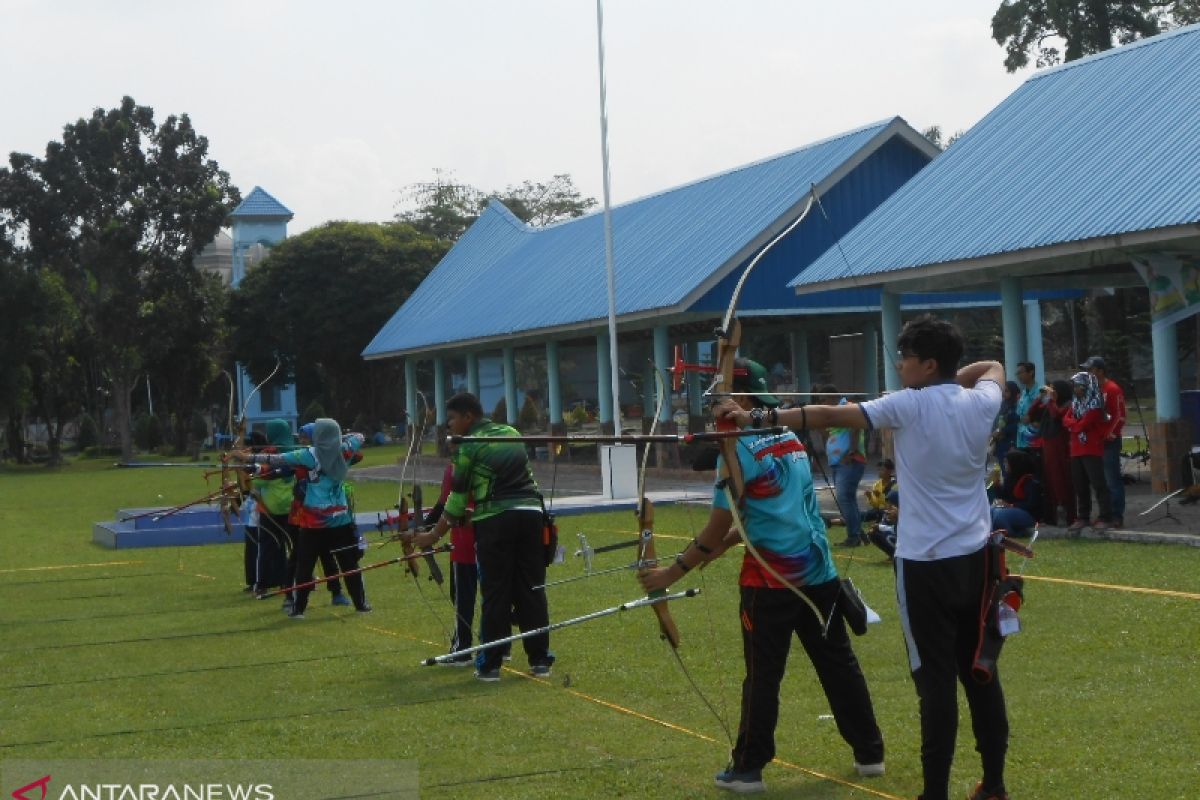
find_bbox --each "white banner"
[1131,251,1200,331]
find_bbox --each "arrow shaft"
[421,588,699,665]
[256,545,451,598]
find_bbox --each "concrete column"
[404,359,418,437]
[1153,320,1180,420]
[502,346,518,425]
[1000,277,1026,380]
[596,333,614,433]
[685,341,705,432]
[433,358,447,425]
[1149,321,1188,492]
[433,357,447,455]
[881,291,902,392]
[862,322,879,398]
[652,326,673,422]
[466,352,480,397]
[1024,300,1045,384]
[652,325,680,466]
[546,340,563,428]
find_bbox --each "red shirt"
[438,464,476,565]
[1099,378,1126,441]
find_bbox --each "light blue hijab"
[312,418,348,482]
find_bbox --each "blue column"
[1024,300,1045,385]
[466,352,480,397]
[653,326,672,421]
[862,322,879,398]
[596,333,613,424]
[1000,277,1026,380]
[404,359,418,433]
[502,346,518,425]
[789,330,810,397]
[546,340,562,427]
[1153,321,1180,420]
[881,291,902,392]
[433,357,447,425]
[686,341,703,418]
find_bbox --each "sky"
[1,0,1036,234]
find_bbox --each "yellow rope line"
[0,560,144,574]
[362,620,902,798]
[1025,574,1200,600]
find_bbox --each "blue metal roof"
[231,186,294,219]
[792,23,1200,292]
[364,119,937,358]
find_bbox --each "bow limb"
[636,365,682,647]
[714,315,826,630]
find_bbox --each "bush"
[565,405,589,429]
[302,400,326,423]
[133,414,163,452]
[76,414,99,450]
[518,395,542,432]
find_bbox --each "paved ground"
[357,455,1200,546]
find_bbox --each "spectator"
[1035,380,1077,527]
[1064,372,1113,533]
[1083,356,1127,527]
[990,449,1041,538]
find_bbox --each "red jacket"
[1064,406,1107,458]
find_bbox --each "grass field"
[2,451,1198,799]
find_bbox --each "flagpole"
[596,0,623,434]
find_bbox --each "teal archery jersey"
[713,430,837,589]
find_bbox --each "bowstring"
[647,362,734,749]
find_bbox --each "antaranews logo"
[9,776,272,800]
[12,775,51,800]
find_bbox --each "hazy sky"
[2,0,1034,233]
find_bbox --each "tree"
[990,1,1198,71]
[921,125,966,150]
[494,175,598,227]
[396,170,597,241]
[0,97,240,460]
[227,221,449,423]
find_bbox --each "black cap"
[1080,356,1106,370]
[877,458,894,470]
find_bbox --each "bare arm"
[957,360,1004,388]
[638,506,734,593]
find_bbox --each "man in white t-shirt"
[718,316,1009,800]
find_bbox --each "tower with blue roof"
[230,187,299,432]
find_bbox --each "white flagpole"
[596,0,623,433]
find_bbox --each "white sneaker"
[854,762,885,777]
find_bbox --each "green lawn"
[1,455,1198,798]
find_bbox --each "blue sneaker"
[474,668,501,682]
[331,592,352,607]
[714,765,764,794]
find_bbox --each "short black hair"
[896,315,963,379]
[1017,361,1035,379]
[446,392,484,418]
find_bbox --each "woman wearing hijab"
[235,418,368,617]
[1063,372,1112,533]
[1035,380,1077,527]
